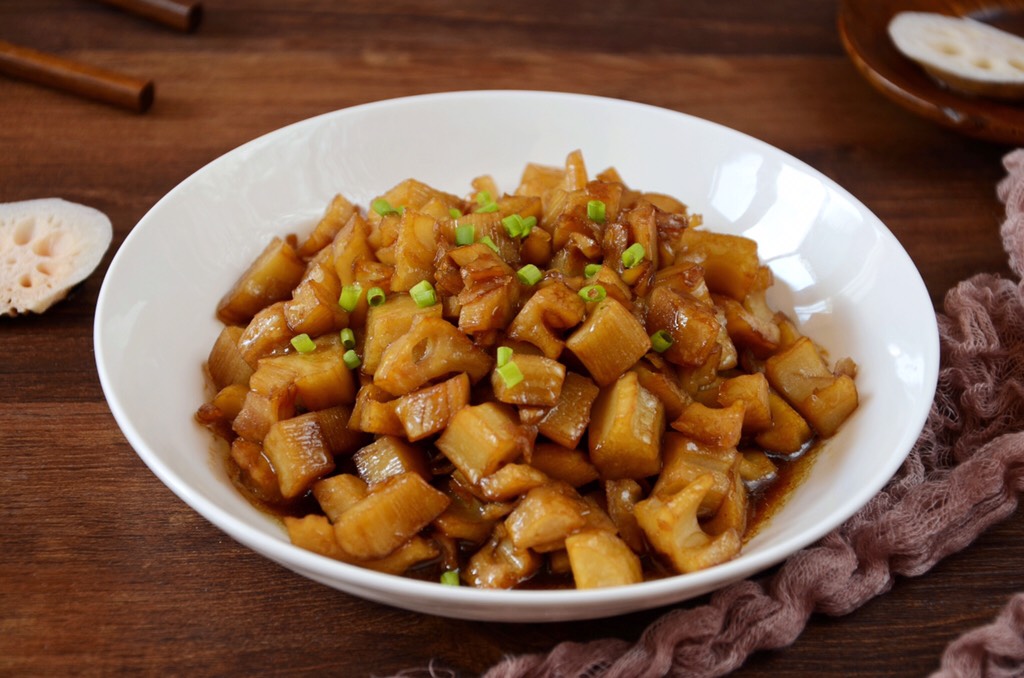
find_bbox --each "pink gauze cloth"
[467,150,1024,678]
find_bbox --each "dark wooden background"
[1,1,1021,675]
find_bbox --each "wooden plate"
[838,0,1024,144]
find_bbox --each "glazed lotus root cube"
[530,443,600,488]
[332,472,450,560]
[566,298,651,386]
[262,412,336,499]
[217,237,306,326]
[503,482,589,552]
[476,463,550,502]
[645,285,722,368]
[250,345,357,411]
[754,391,813,455]
[433,477,514,544]
[436,402,528,484]
[634,474,742,574]
[653,432,736,518]
[375,316,493,396]
[206,325,254,390]
[348,384,404,436]
[536,372,600,449]
[674,229,760,301]
[506,282,585,359]
[391,210,440,292]
[565,529,643,589]
[312,474,368,522]
[491,354,566,407]
[232,388,295,443]
[465,523,542,589]
[765,336,858,437]
[230,438,283,505]
[285,514,440,575]
[361,293,443,374]
[716,373,772,434]
[670,400,745,449]
[283,248,347,337]
[393,373,471,442]
[604,479,646,553]
[352,436,430,486]
[703,459,748,537]
[237,301,296,369]
[588,371,665,480]
[298,193,357,258]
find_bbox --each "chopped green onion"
[622,243,646,269]
[496,361,524,388]
[587,199,607,223]
[474,190,499,214]
[521,216,537,235]
[338,283,363,312]
[449,207,463,219]
[290,333,316,354]
[496,346,513,368]
[584,263,601,278]
[455,223,475,246]
[502,214,525,238]
[340,328,356,349]
[398,205,407,215]
[651,330,674,353]
[366,286,386,307]
[578,284,607,302]
[372,198,399,216]
[410,280,437,307]
[342,349,361,370]
[440,569,460,586]
[517,264,542,286]
[479,235,499,253]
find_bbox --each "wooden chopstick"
[0,40,154,113]
[94,0,203,33]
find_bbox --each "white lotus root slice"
[889,12,1024,99]
[0,198,113,316]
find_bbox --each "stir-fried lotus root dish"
[196,151,859,590]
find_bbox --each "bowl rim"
[94,89,940,619]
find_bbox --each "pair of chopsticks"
[0,0,203,114]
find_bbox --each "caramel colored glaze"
[743,440,825,545]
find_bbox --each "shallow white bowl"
[94,91,938,622]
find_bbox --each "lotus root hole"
[12,218,35,246]
[31,233,57,257]
[973,58,993,70]
[411,338,430,362]
[19,274,32,288]
[36,262,52,276]
[933,42,961,56]
[1011,59,1024,72]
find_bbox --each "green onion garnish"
[342,349,361,370]
[479,235,499,253]
[455,223,475,246]
[502,214,524,238]
[496,361,524,388]
[496,346,513,368]
[372,198,399,216]
[521,216,537,236]
[587,199,606,223]
[338,283,363,312]
[578,284,607,302]
[410,280,437,308]
[440,570,460,586]
[340,328,356,349]
[651,330,674,353]
[517,264,542,286]
[584,263,601,278]
[474,190,499,214]
[290,333,316,354]
[366,287,386,307]
[622,243,646,269]
[449,207,462,219]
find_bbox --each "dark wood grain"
[1,1,1021,676]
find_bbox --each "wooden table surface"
[2,1,1022,676]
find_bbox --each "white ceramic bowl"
[94,91,939,622]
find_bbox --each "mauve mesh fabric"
[396,151,1024,678]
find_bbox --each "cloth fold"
[475,150,1024,678]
